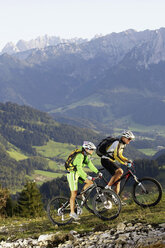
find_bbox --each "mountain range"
[0,35,87,55]
[0,28,165,132]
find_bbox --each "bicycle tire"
[47,196,73,226]
[84,185,105,214]
[132,177,162,207]
[92,189,122,221]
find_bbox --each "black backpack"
[96,137,119,157]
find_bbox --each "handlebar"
[90,173,108,184]
[92,176,99,181]
[127,163,135,171]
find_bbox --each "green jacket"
[73,152,98,180]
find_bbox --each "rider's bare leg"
[70,180,93,214]
[70,190,77,214]
[108,168,123,194]
[82,178,93,191]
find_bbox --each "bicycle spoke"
[84,186,104,214]
[92,189,121,221]
[133,178,162,207]
[47,197,72,225]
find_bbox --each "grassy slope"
[34,140,76,159]
[7,139,165,186]
[3,139,102,186]
[7,149,28,161]
[138,148,158,156]
[2,139,71,186]
[32,140,101,183]
[32,140,76,183]
[0,192,164,242]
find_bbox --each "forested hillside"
[0,102,101,189]
[0,102,162,191]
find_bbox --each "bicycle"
[105,163,162,208]
[47,175,122,225]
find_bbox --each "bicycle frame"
[56,176,105,217]
[111,168,139,195]
[59,175,120,218]
[76,179,102,207]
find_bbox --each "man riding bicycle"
[66,141,102,220]
[100,130,135,194]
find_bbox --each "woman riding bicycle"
[66,141,102,220]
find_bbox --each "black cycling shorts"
[101,158,120,176]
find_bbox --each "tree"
[40,176,70,207]
[0,185,10,217]
[134,159,159,178]
[17,180,44,217]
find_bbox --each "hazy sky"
[0,0,165,50]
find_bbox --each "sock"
[105,185,111,189]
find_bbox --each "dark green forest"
[0,101,164,191]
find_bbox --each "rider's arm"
[85,156,98,174]
[73,153,88,180]
[113,143,128,165]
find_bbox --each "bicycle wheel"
[84,198,94,214]
[92,189,121,221]
[133,177,162,207]
[47,196,72,226]
[84,186,104,214]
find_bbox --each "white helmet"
[122,130,135,139]
[82,141,96,150]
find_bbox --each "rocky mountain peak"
[0,35,87,55]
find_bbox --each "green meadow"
[138,148,158,156]
[7,149,28,161]
[35,140,76,159]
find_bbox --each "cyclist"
[101,130,135,194]
[66,141,102,220]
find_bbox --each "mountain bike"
[47,175,121,225]
[107,164,162,207]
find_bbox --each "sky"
[0,0,165,50]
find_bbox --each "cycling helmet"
[82,141,96,150]
[122,130,135,139]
